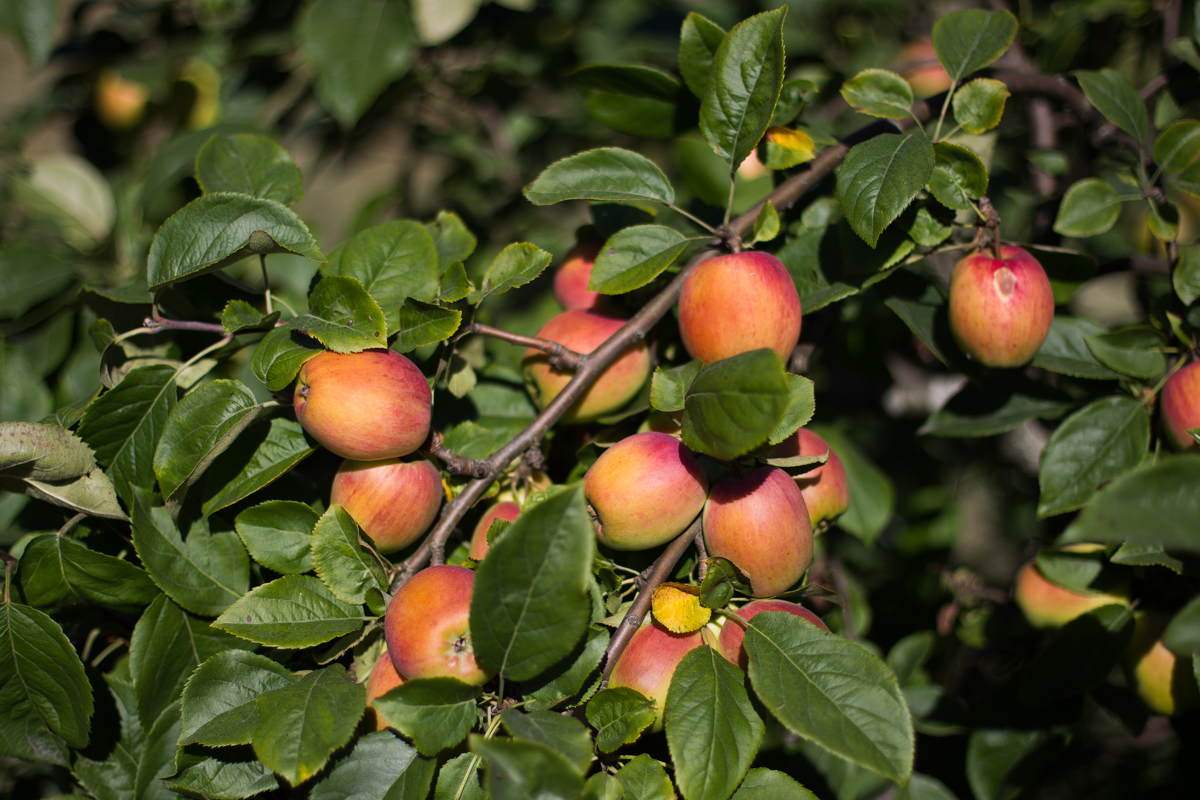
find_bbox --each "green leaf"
[0,421,96,481]
[221,299,279,335]
[296,0,415,128]
[752,200,780,243]
[744,612,913,784]
[471,485,594,680]
[1145,199,1179,241]
[589,225,688,295]
[323,220,441,317]
[1037,396,1150,518]
[18,534,157,609]
[524,148,675,206]
[1074,69,1149,144]
[8,469,126,522]
[650,359,703,413]
[732,769,820,800]
[810,425,896,547]
[234,500,318,574]
[374,678,480,756]
[131,495,249,617]
[0,245,75,319]
[165,749,280,800]
[927,142,988,211]
[1053,178,1123,238]
[500,709,593,774]
[72,662,140,794]
[179,650,295,747]
[1172,160,1200,198]
[1060,457,1200,552]
[840,69,913,120]
[477,242,554,300]
[1109,542,1185,573]
[133,699,182,800]
[201,418,316,517]
[571,64,683,101]
[1162,596,1200,656]
[146,193,323,290]
[13,152,114,251]
[252,665,365,785]
[1018,604,1134,703]
[919,380,1072,438]
[523,624,608,712]
[586,687,657,753]
[767,374,817,446]
[213,575,363,648]
[1154,120,1200,173]
[678,13,727,97]
[249,326,323,391]
[195,134,304,205]
[427,210,477,271]
[682,349,790,461]
[154,379,263,504]
[895,773,961,800]
[311,504,388,605]
[586,93,680,139]
[469,734,588,800]
[0,0,58,66]
[771,79,815,127]
[392,299,462,353]
[931,9,1018,82]
[952,78,1010,133]
[0,602,92,762]
[966,729,1059,800]
[838,134,935,247]
[1176,244,1200,306]
[308,731,436,800]
[437,261,475,303]
[1031,317,1120,379]
[700,7,787,168]
[1026,244,1098,304]
[616,754,675,800]
[307,274,388,341]
[666,646,764,800]
[1084,327,1167,379]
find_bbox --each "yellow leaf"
[763,126,815,170]
[651,583,711,634]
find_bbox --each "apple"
[585,432,708,551]
[607,620,704,730]
[893,40,952,97]
[294,349,431,461]
[1160,360,1200,450]
[365,650,405,731]
[468,500,520,560]
[677,251,801,365]
[554,240,605,310]
[703,467,814,598]
[948,246,1054,368]
[522,309,651,424]
[95,70,148,130]
[1012,560,1130,630]
[384,565,492,685]
[331,456,443,554]
[717,600,828,671]
[1122,611,1200,716]
[758,428,849,526]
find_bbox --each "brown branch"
[427,431,492,478]
[466,322,584,371]
[144,317,231,334]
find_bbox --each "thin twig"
[466,322,584,371]
[427,431,492,478]
[143,317,229,334]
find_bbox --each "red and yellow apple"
[678,251,801,365]
[1160,360,1200,450]
[331,456,443,554]
[295,349,431,460]
[894,40,952,98]
[554,240,605,310]
[703,466,814,597]
[522,309,650,424]
[585,432,708,551]
[717,600,828,671]
[384,565,492,685]
[1012,560,1130,630]
[1122,611,1200,716]
[468,500,520,560]
[758,428,849,526]
[948,246,1054,368]
[365,650,405,731]
[95,70,149,130]
[607,620,705,730]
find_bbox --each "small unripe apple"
[703,467,814,598]
[717,600,828,671]
[948,246,1054,368]
[758,428,849,526]
[607,620,704,730]
[384,565,492,685]
[554,241,605,310]
[678,251,801,365]
[1160,360,1200,450]
[365,650,405,731]
[522,309,650,424]
[1122,611,1200,716]
[294,349,431,461]
[1012,560,1130,630]
[585,432,708,551]
[468,501,520,560]
[331,456,443,554]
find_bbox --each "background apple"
[1122,611,1200,716]
[384,565,492,685]
[331,456,443,554]
[717,600,828,670]
[607,620,704,730]
[948,246,1054,368]
[1160,360,1200,450]
[1012,560,1129,629]
[365,650,404,731]
[554,240,605,310]
[758,428,849,526]
[468,500,520,560]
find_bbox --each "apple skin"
[294,349,431,460]
[948,246,1054,368]
[585,432,708,551]
[365,650,405,731]
[331,456,443,554]
[1160,360,1200,450]
[468,501,521,560]
[1012,560,1130,630]
[607,620,705,730]
[522,309,650,424]
[1122,611,1200,716]
[717,600,828,671]
[95,70,148,130]
[554,241,605,310]
[894,40,952,97]
[677,251,802,365]
[384,565,492,685]
[703,467,814,598]
[758,429,849,526]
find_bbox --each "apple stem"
[1,550,15,605]
[980,196,1003,259]
[465,322,585,371]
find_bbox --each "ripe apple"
[717,600,828,671]
[758,428,849,526]
[95,70,148,130]
[703,466,814,598]
[384,565,492,685]
[468,500,520,560]
[331,456,443,554]
[1012,559,1130,630]
[365,650,405,731]
[677,251,801,365]
[294,349,431,460]
[1160,360,1200,450]
[607,620,704,730]
[522,309,650,424]
[1122,611,1200,716]
[585,432,708,551]
[554,240,605,310]
[948,246,1054,368]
